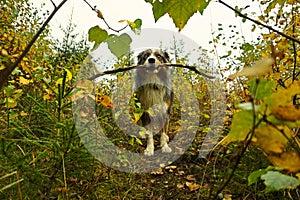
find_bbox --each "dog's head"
[137,49,170,66]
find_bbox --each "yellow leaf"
[133,112,143,123]
[186,175,196,181]
[56,78,63,86]
[65,69,72,82]
[203,114,210,119]
[20,111,27,116]
[1,49,9,56]
[7,98,17,108]
[96,9,104,19]
[0,65,6,70]
[43,93,54,100]
[150,168,164,175]
[177,183,184,189]
[185,182,200,191]
[19,76,30,85]
[253,125,289,153]
[296,173,300,182]
[264,80,300,115]
[268,152,300,172]
[228,57,274,80]
[97,94,113,108]
[271,105,300,122]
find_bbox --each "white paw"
[144,145,154,156]
[161,144,172,153]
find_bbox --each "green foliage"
[146,0,210,30]
[106,33,132,58]
[221,110,253,144]
[1,0,300,198]
[88,25,109,49]
[261,171,300,192]
[88,20,139,57]
[249,78,275,100]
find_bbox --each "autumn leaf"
[120,19,142,34]
[228,57,274,80]
[19,76,31,85]
[185,181,200,191]
[263,80,300,122]
[97,94,113,108]
[271,105,300,122]
[150,168,164,175]
[133,112,143,123]
[7,97,17,108]
[96,9,104,19]
[65,69,72,82]
[253,125,289,153]
[20,111,27,116]
[268,152,300,172]
[186,175,196,181]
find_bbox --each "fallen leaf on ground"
[186,175,196,181]
[185,182,200,191]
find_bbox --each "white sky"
[30,0,261,56]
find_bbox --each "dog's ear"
[164,51,170,62]
[137,51,144,65]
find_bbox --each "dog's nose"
[148,58,155,64]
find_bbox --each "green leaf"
[106,33,132,58]
[135,137,143,145]
[152,0,167,22]
[221,110,253,144]
[241,43,254,51]
[248,166,276,185]
[130,19,142,34]
[198,0,210,14]
[248,169,268,185]
[162,0,210,31]
[144,0,154,3]
[88,26,109,49]
[261,171,300,192]
[250,78,275,100]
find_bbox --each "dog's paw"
[144,146,154,156]
[161,144,172,153]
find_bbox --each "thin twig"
[291,5,298,82]
[218,0,300,45]
[213,78,260,199]
[82,0,128,33]
[50,0,56,8]
[87,63,215,80]
[0,0,68,89]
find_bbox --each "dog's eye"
[143,54,149,60]
[156,55,163,60]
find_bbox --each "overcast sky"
[30,0,261,54]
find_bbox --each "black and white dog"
[134,49,173,156]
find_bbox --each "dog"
[134,49,173,156]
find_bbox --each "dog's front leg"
[144,130,154,156]
[160,132,172,153]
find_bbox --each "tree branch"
[218,0,300,45]
[88,63,215,80]
[0,0,68,89]
[82,0,128,33]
